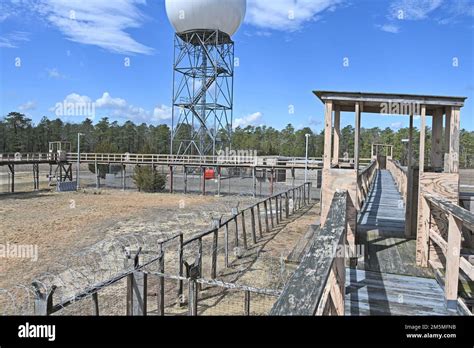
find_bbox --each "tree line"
[1,112,474,167]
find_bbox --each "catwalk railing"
[28,182,312,316]
[270,190,347,316]
[356,160,377,209]
[387,159,408,204]
[421,192,474,314]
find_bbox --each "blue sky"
[1,0,473,132]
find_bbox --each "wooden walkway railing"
[421,192,474,313]
[357,160,377,209]
[270,190,347,315]
[387,159,408,204]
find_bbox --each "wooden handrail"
[422,192,474,312]
[270,190,347,316]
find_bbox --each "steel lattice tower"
[171,29,234,156]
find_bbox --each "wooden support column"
[291,168,295,189]
[416,105,428,266]
[448,107,460,173]
[431,109,443,169]
[169,166,174,194]
[323,101,333,169]
[354,102,362,172]
[332,106,341,166]
[445,214,462,310]
[444,107,451,169]
[405,114,414,238]
[32,283,55,316]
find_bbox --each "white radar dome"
[165,0,246,37]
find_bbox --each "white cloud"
[46,67,66,79]
[378,24,400,33]
[95,92,127,109]
[389,0,443,20]
[50,92,170,124]
[246,0,343,31]
[153,105,172,122]
[0,31,29,48]
[234,112,263,128]
[13,0,153,55]
[18,101,37,112]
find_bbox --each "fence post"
[32,283,56,316]
[92,292,99,316]
[244,290,250,316]
[224,223,229,267]
[232,206,239,248]
[250,206,257,244]
[257,203,263,238]
[157,244,165,316]
[275,196,280,224]
[241,211,248,249]
[211,229,219,279]
[269,198,274,228]
[185,256,201,316]
[285,192,289,219]
[279,195,283,221]
[178,234,184,302]
[127,251,147,316]
[264,200,270,232]
[445,213,462,310]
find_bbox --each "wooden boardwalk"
[347,170,453,315]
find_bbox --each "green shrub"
[132,166,166,193]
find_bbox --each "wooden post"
[250,206,257,244]
[448,107,460,173]
[129,265,147,316]
[157,245,165,316]
[416,106,428,266]
[445,213,462,310]
[241,211,248,249]
[333,106,340,166]
[323,101,333,169]
[234,214,239,248]
[32,283,55,316]
[285,192,289,219]
[354,102,362,172]
[178,234,184,300]
[257,203,263,237]
[445,106,452,164]
[244,290,250,316]
[431,109,443,169]
[8,164,14,193]
[224,223,229,267]
[92,292,99,316]
[211,229,218,279]
[169,166,174,194]
[95,160,100,189]
[122,165,126,190]
[264,200,270,232]
[405,115,414,237]
[188,279,198,316]
[269,198,274,228]
[279,195,283,220]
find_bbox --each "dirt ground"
[0,190,255,290]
